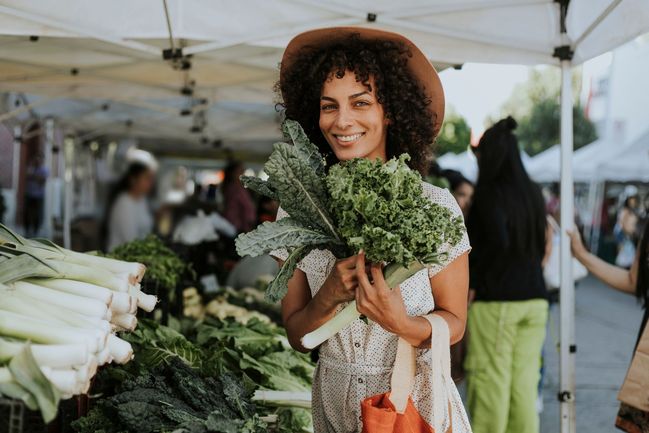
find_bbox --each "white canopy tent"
[436,150,479,183]
[598,129,649,182]
[438,149,532,184]
[2,1,649,430]
[527,136,631,183]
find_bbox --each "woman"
[464,117,550,433]
[569,223,649,432]
[615,188,640,268]
[106,162,155,251]
[271,28,472,433]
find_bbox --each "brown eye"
[321,104,336,111]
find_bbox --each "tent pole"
[559,58,577,433]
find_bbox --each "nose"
[334,106,353,130]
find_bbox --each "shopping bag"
[361,314,453,433]
[544,216,588,289]
[617,321,649,411]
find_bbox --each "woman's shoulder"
[420,181,462,217]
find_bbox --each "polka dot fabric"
[271,183,472,433]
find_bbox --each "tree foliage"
[435,109,472,155]
[494,68,598,156]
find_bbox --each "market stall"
[2,1,649,432]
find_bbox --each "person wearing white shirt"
[106,162,155,251]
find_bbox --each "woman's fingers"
[370,263,390,290]
[339,254,359,269]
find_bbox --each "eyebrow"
[320,91,370,102]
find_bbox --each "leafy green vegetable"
[108,235,190,290]
[122,319,204,371]
[75,316,315,433]
[327,154,465,267]
[264,142,338,241]
[72,357,267,433]
[234,218,332,258]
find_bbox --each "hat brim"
[280,27,445,137]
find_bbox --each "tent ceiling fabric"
[1,0,648,157]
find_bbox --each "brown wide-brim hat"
[280,26,445,137]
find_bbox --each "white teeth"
[336,133,363,142]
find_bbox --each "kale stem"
[383,261,426,289]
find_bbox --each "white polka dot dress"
[272,183,472,433]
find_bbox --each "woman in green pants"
[465,117,551,433]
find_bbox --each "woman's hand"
[318,255,359,309]
[567,229,588,261]
[354,251,409,334]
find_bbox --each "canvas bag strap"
[389,313,453,432]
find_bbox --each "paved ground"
[540,276,643,433]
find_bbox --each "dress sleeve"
[425,187,471,278]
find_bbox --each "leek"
[0,293,111,334]
[0,338,88,367]
[0,310,103,353]
[112,313,137,331]
[10,281,109,318]
[33,278,113,305]
[0,343,60,422]
[110,291,133,314]
[252,390,312,409]
[107,334,133,364]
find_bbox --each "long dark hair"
[468,116,547,258]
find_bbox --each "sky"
[438,54,612,137]
[439,63,530,134]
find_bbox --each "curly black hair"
[276,33,436,175]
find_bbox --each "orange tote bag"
[361,314,454,433]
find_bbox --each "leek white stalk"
[0,367,12,383]
[136,291,158,312]
[40,367,78,395]
[0,310,102,353]
[33,278,113,305]
[0,338,88,368]
[128,295,138,314]
[0,293,111,334]
[111,314,137,331]
[107,334,133,364]
[252,390,312,409]
[96,346,111,365]
[62,250,145,282]
[109,292,133,314]
[11,281,109,319]
[301,261,426,349]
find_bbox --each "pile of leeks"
[0,224,156,422]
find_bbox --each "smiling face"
[318,71,389,162]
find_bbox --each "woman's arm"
[568,229,638,294]
[354,252,469,348]
[280,255,359,352]
[542,217,554,268]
